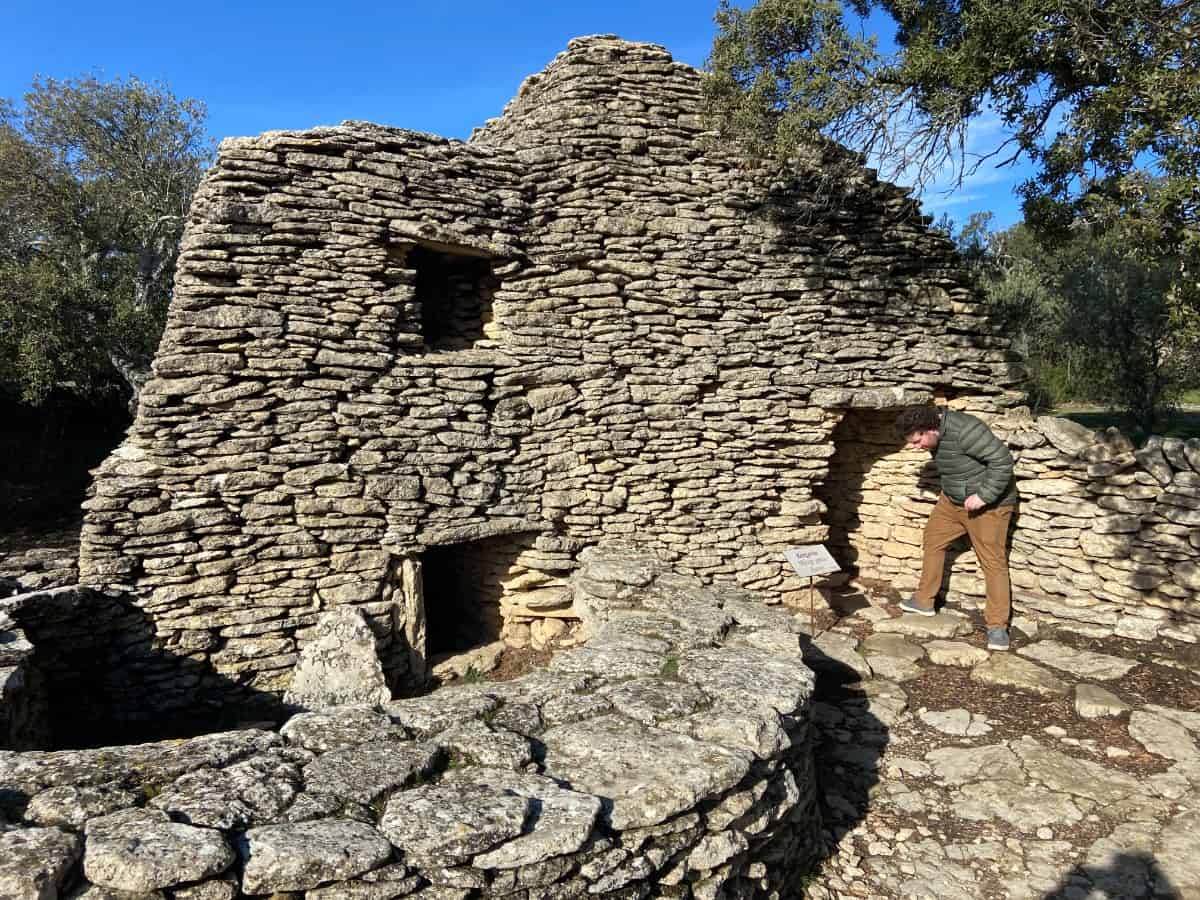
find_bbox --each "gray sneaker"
[986,627,1010,651]
[898,598,936,617]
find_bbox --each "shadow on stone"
[1,586,288,751]
[801,634,893,873]
[1042,850,1182,899]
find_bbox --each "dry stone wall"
[77,35,1020,717]
[0,547,820,900]
[820,407,1200,642]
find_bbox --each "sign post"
[783,545,841,635]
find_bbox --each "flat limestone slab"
[1145,704,1200,734]
[1074,684,1130,719]
[804,631,871,682]
[678,644,813,716]
[379,782,530,865]
[970,654,1069,697]
[540,714,752,830]
[862,633,925,662]
[1128,710,1200,762]
[873,611,972,639]
[1011,737,1145,805]
[924,640,989,668]
[919,708,991,737]
[445,768,602,869]
[85,808,235,892]
[1016,640,1136,680]
[301,741,442,804]
[239,819,393,894]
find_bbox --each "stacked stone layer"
[0,547,819,899]
[76,36,1019,717]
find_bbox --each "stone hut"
[76,35,1021,723]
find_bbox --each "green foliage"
[704,0,1200,263]
[949,215,1199,435]
[461,666,487,684]
[0,75,211,405]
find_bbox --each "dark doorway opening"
[409,245,495,351]
[421,542,503,656]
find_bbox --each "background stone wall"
[820,408,1200,642]
[77,36,1021,717]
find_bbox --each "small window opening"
[409,245,495,350]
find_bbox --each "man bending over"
[895,405,1019,650]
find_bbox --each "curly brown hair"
[895,405,942,437]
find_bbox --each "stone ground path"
[801,591,1200,900]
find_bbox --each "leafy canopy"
[944,214,1199,435]
[0,75,211,405]
[705,0,1200,249]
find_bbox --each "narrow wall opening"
[410,244,496,350]
[421,542,504,656]
[814,408,936,595]
[417,531,567,672]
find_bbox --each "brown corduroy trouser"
[914,494,1016,629]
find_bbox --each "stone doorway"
[421,542,504,656]
[815,408,935,595]
[416,531,554,678]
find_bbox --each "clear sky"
[2,0,1027,230]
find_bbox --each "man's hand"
[964,494,986,512]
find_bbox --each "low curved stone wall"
[0,546,819,899]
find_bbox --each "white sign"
[784,544,840,578]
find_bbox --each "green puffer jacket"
[934,410,1018,507]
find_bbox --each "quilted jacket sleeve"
[959,415,1014,504]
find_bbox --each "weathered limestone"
[0,546,821,898]
[283,607,391,710]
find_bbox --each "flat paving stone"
[1156,808,1200,895]
[955,780,1083,829]
[1075,683,1130,718]
[862,633,925,661]
[924,640,989,667]
[863,654,922,681]
[1011,737,1146,806]
[970,654,1070,696]
[1145,704,1200,734]
[1129,710,1200,762]
[873,611,972,639]
[1017,639,1137,680]
[803,631,871,681]
[919,708,992,737]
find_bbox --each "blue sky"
[2,0,1028,230]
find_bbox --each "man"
[895,405,1018,650]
